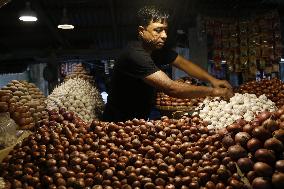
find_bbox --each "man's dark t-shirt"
[102,41,178,122]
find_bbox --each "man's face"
[139,19,168,49]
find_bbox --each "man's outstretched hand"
[211,79,233,91]
[212,87,234,100]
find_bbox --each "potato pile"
[156,77,204,109]
[46,78,104,123]
[0,80,48,130]
[64,63,94,83]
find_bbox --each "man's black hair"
[137,5,169,27]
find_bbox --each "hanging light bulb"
[19,1,38,22]
[57,8,74,30]
[0,0,11,8]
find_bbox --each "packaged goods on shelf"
[204,11,281,81]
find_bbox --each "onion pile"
[46,78,104,123]
[195,93,276,130]
[64,63,94,83]
[222,106,284,189]
[0,80,48,130]
[236,78,284,108]
[156,77,204,109]
[1,112,248,188]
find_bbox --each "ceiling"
[0,0,283,66]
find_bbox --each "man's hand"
[212,87,234,100]
[211,79,233,90]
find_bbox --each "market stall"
[0,0,284,189]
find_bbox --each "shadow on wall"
[30,63,49,96]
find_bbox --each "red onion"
[252,126,271,141]
[273,129,284,142]
[262,118,279,133]
[246,138,262,153]
[275,108,284,118]
[253,162,273,177]
[246,171,256,182]
[228,145,247,160]
[234,132,251,147]
[226,123,242,134]
[255,149,276,165]
[222,135,235,148]
[218,128,228,136]
[256,111,272,123]
[237,158,253,173]
[252,177,272,189]
[242,124,254,135]
[272,172,284,189]
[235,119,247,127]
[275,160,284,172]
[264,137,284,153]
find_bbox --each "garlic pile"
[46,78,104,122]
[0,80,48,130]
[64,63,94,83]
[195,93,277,130]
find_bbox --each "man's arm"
[144,70,233,99]
[172,55,232,90]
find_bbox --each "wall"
[0,64,49,96]
[29,63,49,96]
[187,27,208,70]
[172,27,208,80]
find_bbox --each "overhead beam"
[0,48,122,62]
[31,0,70,47]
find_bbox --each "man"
[102,5,233,122]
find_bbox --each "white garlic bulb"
[46,77,104,122]
[195,93,277,130]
